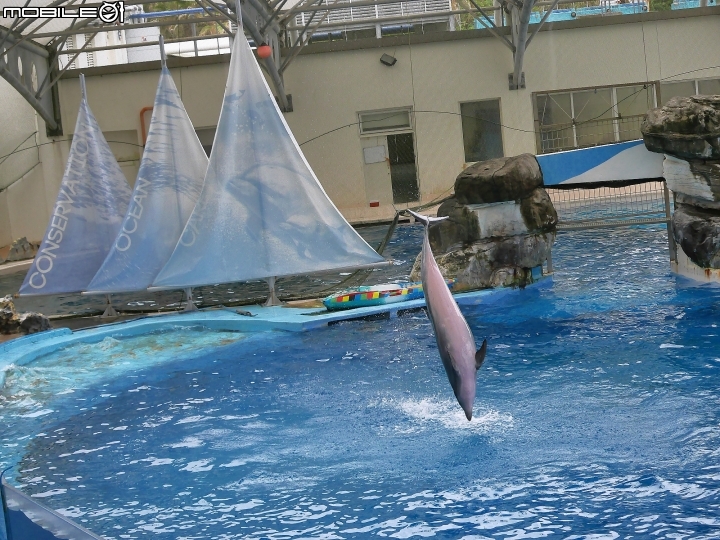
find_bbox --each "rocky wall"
[642,95,720,273]
[411,154,556,291]
[0,295,51,335]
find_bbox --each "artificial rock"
[672,204,720,269]
[642,95,720,161]
[0,237,38,264]
[663,154,720,201]
[455,154,543,205]
[411,232,554,291]
[412,154,556,290]
[642,94,720,275]
[0,294,51,335]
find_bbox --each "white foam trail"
[20,409,54,418]
[32,489,67,498]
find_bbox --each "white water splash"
[391,397,514,432]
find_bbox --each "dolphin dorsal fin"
[475,339,487,370]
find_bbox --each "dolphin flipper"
[475,339,487,370]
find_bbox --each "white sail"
[19,75,132,296]
[151,33,385,289]
[86,62,208,293]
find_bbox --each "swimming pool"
[3,224,720,539]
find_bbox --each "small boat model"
[323,280,454,310]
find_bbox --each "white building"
[0,6,719,247]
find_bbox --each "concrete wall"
[1,7,719,247]
[0,76,47,247]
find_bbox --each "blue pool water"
[4,224,720,539]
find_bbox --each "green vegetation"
[453,0,495,31]
[145,1,227,41]
[651,0,673,9]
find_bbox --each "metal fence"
[547,181,671,231]
[538,114,646,154]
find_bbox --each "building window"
[534,83,656,154]
[460,99,503,163]
[358,108,419,204]
[359,109,412,135]
[660,77,720,103]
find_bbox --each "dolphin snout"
[464,409,472,421]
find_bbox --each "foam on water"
[392,397,514,432]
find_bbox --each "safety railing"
[537,114,646,154]
[547,181,671,231]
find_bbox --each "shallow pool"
[4,225,720,539]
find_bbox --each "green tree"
[651,0,673,9]
[145,1,227,40]
[453,0,496,31]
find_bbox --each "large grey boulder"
[18,312,52,334]
[672,204,720,269]
[0,237,38,264]
[642,95,720,277]
[0,294,51,335]
[0,295,14,311]
[455,154,543,204]
[676,192,720,212]
[520,188,557,232]
[411,232,554,291]
[0,307,20,334]
[642,95,720,160]
[428,199,479,255]
[6,237,37,262]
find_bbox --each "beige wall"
[282,10,720,221]
[0,76,44,246]
[1,8,719,246]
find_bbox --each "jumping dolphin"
[408,209,487,421]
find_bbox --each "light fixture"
[380,53,397,67]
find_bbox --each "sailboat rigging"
[85,36,208,296]
[18,18,386,310]
[151,17,386,297]
[18,75,132,297]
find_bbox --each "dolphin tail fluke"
[406,209,449,227]
[475,339,487,370]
